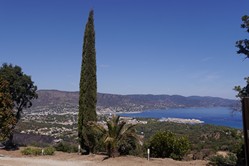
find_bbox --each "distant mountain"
[25,90,239,114]
[32,90,79,106]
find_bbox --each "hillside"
[25,90,238,114]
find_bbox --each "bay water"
[118,107,242,129]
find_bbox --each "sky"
[1,0,249,99]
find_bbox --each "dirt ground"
[0,148,208,166]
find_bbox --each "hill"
[25,90,238,114]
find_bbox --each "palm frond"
[88,121,107,134]
[92,115,142,157]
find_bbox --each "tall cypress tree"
[78,10,97,154]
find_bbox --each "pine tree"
[234,15,249,98]
[78,10,97,154]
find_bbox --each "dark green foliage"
[21,147,55,156]
[231,141,245,165]
[236,15,249,58]
[209,153,237,166]
[43,147,55,155]
[136,121,243,159]
[0,79,16,141]
[0,64,37,147]
[0,63,38,119]
[147,131,190,160]
[21,147,42,155]
[118,138,139,156]
[92,115,141,157]
[234,77,249,99]
[78,10,97,154]
[54,142,78,153]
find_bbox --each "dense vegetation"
[54,142,78,153]
[135,120,243,161]
[14,116,244,163]
[21,147,55,156]
[209,153,238,166]
[147,131,190,160]
[78,9,97,154]
[0,64,37,147]
[0,79,15,141]
[92,115,141,157]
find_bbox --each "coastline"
[112,107,242,129]
[159,117,204,124]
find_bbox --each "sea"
[118,107,243,129]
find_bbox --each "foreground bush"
[21,147,55,156]
[148,131,190,160]
[209,153,237,166]
[231,141,245,165]
[43,147,55,155]
[54,142,78,153]
[21,147,42,155]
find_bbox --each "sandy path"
[0,157,93,166]
[0,149,208,166]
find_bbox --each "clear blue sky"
[1,0,249,99]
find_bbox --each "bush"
[21,147,42,156]
[231,141,245,165]
[44,147,55,155]
[209,153,237,166]
[21,147,55,156]
[147,131,190,160]
[192,149,215,160]
[118,141,144,157]
[54,142,78,153]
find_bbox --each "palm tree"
[93,115,141,157]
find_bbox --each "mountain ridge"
[37,89,234,99]
[25,90,238,114]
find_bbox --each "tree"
[78,10,97,154]
[92,115,141,158]
[236,15,249,58]
[0,63,37,147]
[234,15,249,98]
[234,15,249,166]
[0,78,16,142]
[148,131,190,160]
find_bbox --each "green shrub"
[21,147,42,156]
[44,147,55,155]
[21,147,33,155]
[54,142,78,153]
[231,141,245,165]
[118,141,144,157]
[147,131,190,160]
[21,147,55,156]
[209,153,237,166]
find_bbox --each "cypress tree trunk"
[78,10,97,154]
